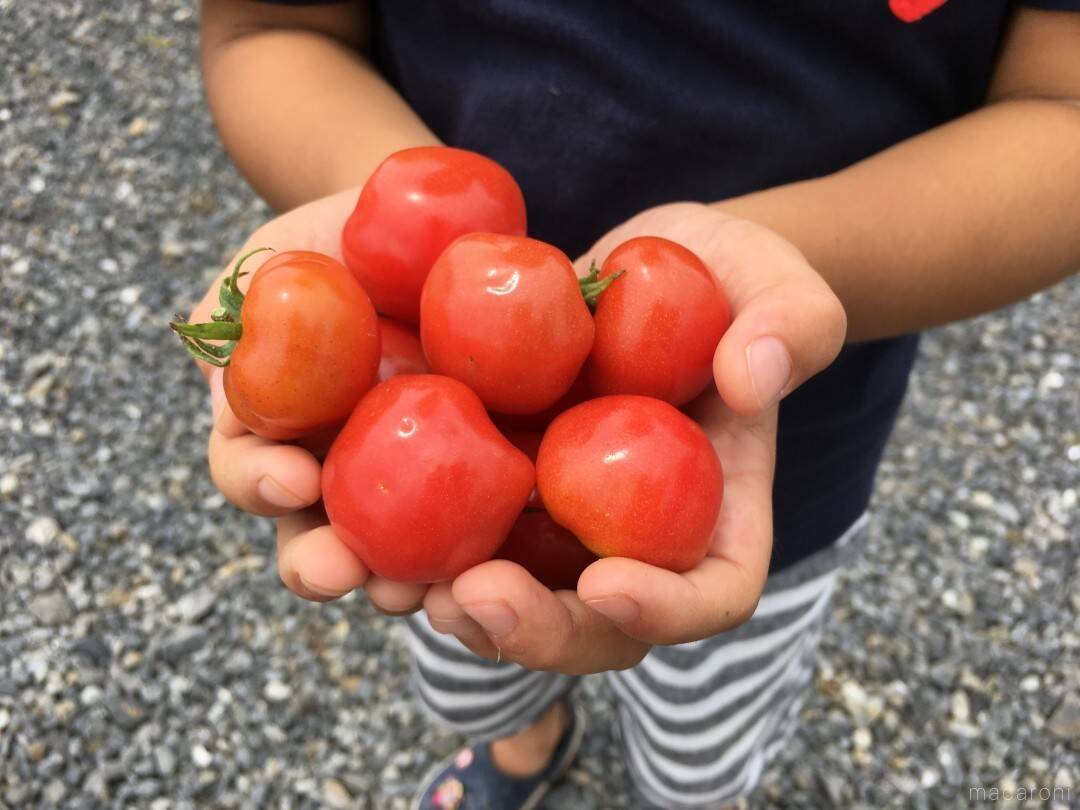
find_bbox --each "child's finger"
[452,560,649,674]
[363,576,429,616]
[277,514,369,602]
[208,420,322,516]
[422,583,500,659]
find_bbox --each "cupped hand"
[423,202,847,674]
[188,188,430,615]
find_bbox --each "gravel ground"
[1,3,1076,809]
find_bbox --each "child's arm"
[716,8,1080,342]
[200,0,438,211]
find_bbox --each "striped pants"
[405,516,866,809]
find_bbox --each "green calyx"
[169,247,273,367]
[578,261,625,311]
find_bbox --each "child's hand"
[190,189,433,615]
[420,203,847,674]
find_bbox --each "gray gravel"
[1,2,1077,809]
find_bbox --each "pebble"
[176,587,216,623]
[28,590,75,625]
[191,744,213,769]
[1047,695,1080,739]
[321,777,353,809]
[263,681,292,703]
[158,626,208,664]
[25,515,61,545]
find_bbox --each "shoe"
[411,702,586,810]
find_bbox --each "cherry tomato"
[496,510,598,591]
[536,395,723,572]
[342,147,527,323]
[421,233,594,414]
[322,375,535,583]
[587,236,731,406]
[377,317,429,382]
[491,373,591,433]
[171,249,379,440]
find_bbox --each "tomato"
[322,375,535,583]
[496,510,598,591]
[536,395,723,572]
[586,236,731,406]
[171,249,379,440]
[421,234,594,414]
[342,147,527,323]
[377,317,429,382]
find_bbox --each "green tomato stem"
[579,264,625,311]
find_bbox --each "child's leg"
[606,515,867,809]
[404,612,578,740]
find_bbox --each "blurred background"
[0,3,1076,808]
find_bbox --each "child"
[189,1,1080,807]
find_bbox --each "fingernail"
[461,601,518,637]
[257,476,307,509]
[746,336,792,409]
[585,595,640,624]
[298,577,347,599]
[427,613,473,636]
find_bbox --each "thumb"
[713,278,847,416]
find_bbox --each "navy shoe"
[411,703,586,810]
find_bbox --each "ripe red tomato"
[171,249,379,440]
[376,317,429,382]
[421,234,594,414]
[322,375,535,583]
[490,373,591,433]
[587,236,731,406]
[496,510,598,591]
[536,395,723,572]
[342,147,527,324]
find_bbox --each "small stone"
[26,516,60,545]
[263,680,292,703]
[852,727,872,750]
[26,740,46,761]
[937,742,963,784]
[1012,557,1040,581]
[947,510,971,530]
[122,650,142,669]
[970,491,996,510]
[941,589,974,616]
[0,472,16,495]
[322,778,352,809]
[950,690,970,724]
[159,625,208,664]
[0,708,9,730]
[155,746,177,776]
[29,590,74,625]
[70,635,110,667]
[1047,695,1080,739]
[191,744,213,769]
[80,685,104,706]
[128,117,148,136]
[108,697,146,730]
[1038,370,1065,393]
[48,90,80,110]
[224,650,253,676]
[43,779,66,805]
[1020,674,1040,692]
[176,587,216,623]
[920,768,940,789]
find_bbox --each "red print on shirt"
[889,0,949,22]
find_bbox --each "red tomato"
[322,375,535,583]
[171,249,379,440]
[377,317,429,382]
[496,510,598,591]
[536,395,723,573]
[587,236,731,406]
[342,147,527,323]
[421,234,594,414]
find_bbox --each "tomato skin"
[491,373,591,433]
[376,317,430,382]
[342,147,527,324]
[421,234,594,414]
[322,375,535,584]
[224,251,379,441]
[587,236,731,406]
[496,510,598,591]
[536,395,723,573]
[502,429,544,508]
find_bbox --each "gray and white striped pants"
[405,515,866,809]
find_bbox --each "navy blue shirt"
[260,0,1076,571]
